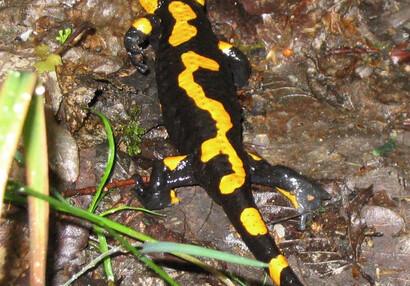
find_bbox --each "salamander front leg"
[132,155,197,210]
[124,15,161,74]
[248,154,331,229]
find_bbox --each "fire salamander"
[125,1,330,285]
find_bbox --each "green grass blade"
[142,242,269,268]
[0,71,37,216]
[23,82,50,286]
[94,226,115,282]
[82,107,116,281]
[6,182,178,285]
[100,206,164,217]
[99,224,179,286]
[7,181,155,240]
[7,182,235,285]
[63,242,143,286]
[85,107,115,213]
[14,150,24,164]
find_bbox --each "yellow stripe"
[178,51,246,195]
[269,255,289,286]
[239,207,268,235]
[168,1,198,46]
[163,155,187,171]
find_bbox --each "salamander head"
[139,0,205,14]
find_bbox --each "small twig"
[61,176,149,197]
[328,0,349,11]
[325,47,380,56]
[54,21,94,56]
[382,103,409,132]
[277,93,316,101]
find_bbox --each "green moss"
[116,107,146,156]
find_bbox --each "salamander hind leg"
[132,155,196,210]
[248,153,331,230]
[124,15,161,74]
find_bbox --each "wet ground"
[0,0,409,285]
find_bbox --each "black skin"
[125,1,331,285]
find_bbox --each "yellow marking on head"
[239,207,268,236]
[139,0,160,14]
[132,17,153,35]
[163,155,187,171]
[248,152,262,161]
[268,255,289,286]
[168,1,198,46]
[218,41,233,52]
[276,187,299,209]
[170,190,180,204]
[178,51,246,195]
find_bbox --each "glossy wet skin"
[125,1,330,284]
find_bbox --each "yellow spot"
[170,190,180,204]
[138,0,160,14]
[132,17,153,35]
[307,195,315,201]
[178,51,246,195]
[276,187,299,209]
[248,152,262,161]
[239,207,268,236]
[163,155,187,171]
[218,41,233,51]
[168,1,198,46]
[268,255,289,286]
